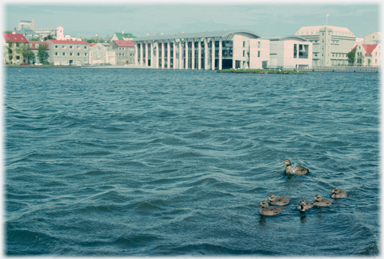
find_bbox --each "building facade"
[354,43,381,66]
[133,30,268,70]
[28,41,50,64]
[268,36,313,70]
[111,32,136,41]
[17,19,56,39]
[364,32,381,44]
[109,40,135,65]
[47,39,90,66]
[3,33,29,64]
[89,43,116,65]
[295,25,356,66]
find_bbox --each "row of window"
[55,45,87,50]
[55,52,87,57]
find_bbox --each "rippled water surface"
[5,68,380,256]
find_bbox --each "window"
[55,52,58,56]
[63,52,66,56]
[258,51,260,57]
[62,45,66,48]
[70,46,73,49]
[84,53,87,56]
[243,50,245,57]
[243,41,245,47]
[77,53,80,56]
[70,53,73,56]
[84,46,87,49]
[55,45,58,49]
[258,41,260,48]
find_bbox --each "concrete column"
[179,40,183,69]
[156,42,159,68]
[212,39,215,70]
[140,43,143,66]
[145,42,148,67]
[219,39,222,70]
[151,42,155,68]
[198,40,201,69]
[205,39,209,70]
[161,42,165,68]
[167,42,171,69]
[135,43,138,65]
[191,40,195,69]
[185,40,189,69]
[173,41,177,69]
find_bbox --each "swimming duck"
[312,194,332,207]
[281,159,310,175]
[257,200,285,216]
[331,187,347,198]
[297,199,313,212]
[268,194,290,206]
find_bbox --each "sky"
[1,1,382,39]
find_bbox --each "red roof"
[114,40,134,47]
[362,44,378,55]
[89,43,97,47]
[3,33,28,43]
[48,39,89,45]
[28,41,50,50]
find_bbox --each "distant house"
[111,31,136,41]
[110,40,135,65]
[269,36,313,70]
[364,32,381,44]
[89,43,116,65]
[354,43,381,66]
[47,39,90,66]
[17,28,40,40]
[3,33,29,64]
[28,41,49,64]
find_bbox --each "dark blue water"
[5,68,380,256]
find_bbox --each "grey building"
[47,39,90,66]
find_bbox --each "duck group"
[258,159,348,216]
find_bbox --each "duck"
[331,187,347,198]
[297,199,313,212]
[257,200,285,216]
[312,194,332,207]
[281,159,310,175]
[268,194,290,206]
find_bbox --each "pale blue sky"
[2,2,382,39]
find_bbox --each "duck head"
[313,194,322,202]
[257,200,269,208]
[281,159,291,167]
[268,194,276,202]
[331,187,339,194]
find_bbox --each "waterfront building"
[17,19,36,31]
[111,31,136,41]
[17,28,40,40]
[133,30,268,70]
[364,32,381,44]
[3,33,29,64]
[47,39,90,66]
[17,19,56,39]
[109,40,135,65]
[295,25,356,66]
[89,43,116,65]
[56,26,82,41]
[28,41,50,64]
[354,43,381,66]
[268,36,313,70]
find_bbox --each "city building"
[47,39,90,66]
[295,25,356,66]
[28,41,50,64]
[3,33,29,64]
[89,43,116,65]
[364,32,381,44]
[133,30,269,70]
[109,40,135,65]
[268,36,313,70]
[354,43,381,66]
[111,31,136,41]
[56,26,82,41]
[17,19,56,39]
[17,28,40,40]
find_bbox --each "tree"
[16,43,34,63]
[346,48,356,65]
[37,44,49,63]
[44,34,56,41]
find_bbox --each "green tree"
[346,48,356,65]
[16,43,34,63]
[44,34,56,41]
[37,44,49,63]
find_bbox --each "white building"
[354,43,381,66]
[89,43,116,65]
[295,25,356,66]
[268,36,313,70]
[56,26,82,41]
[133,30,269,70]
[364,32,381,44]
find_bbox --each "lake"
[5,67,380,256]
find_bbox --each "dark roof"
[133,30,260,41]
